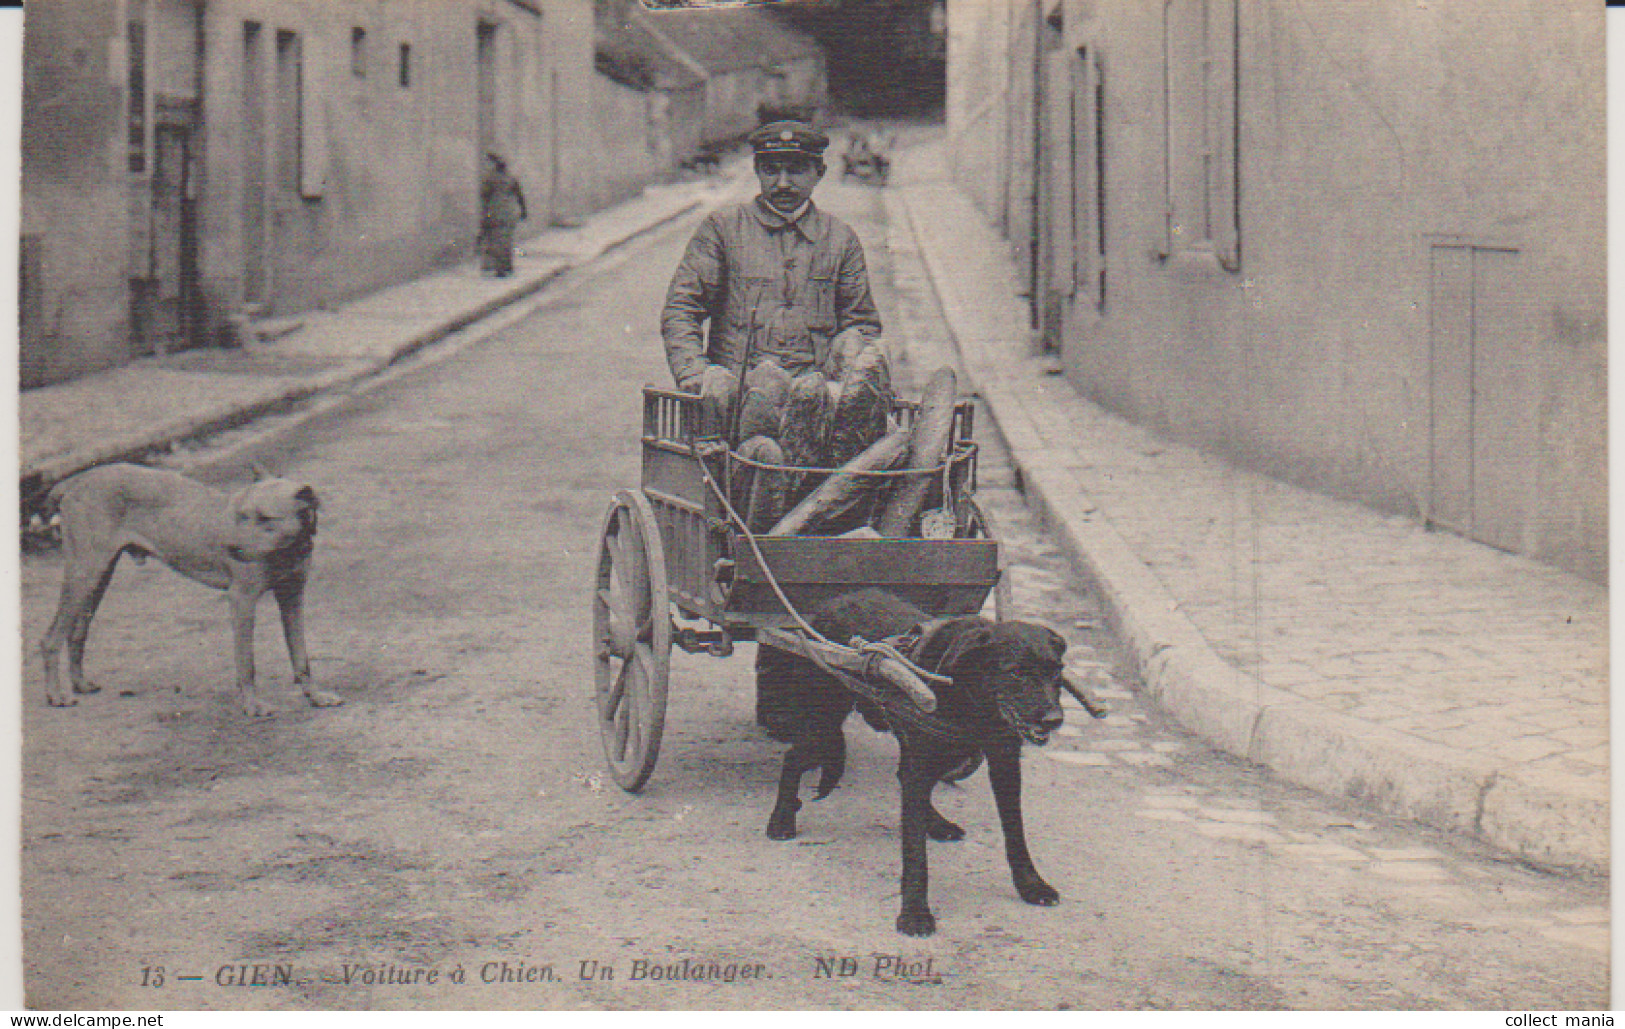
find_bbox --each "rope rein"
[697,448,839,648]
[695,450,997,746]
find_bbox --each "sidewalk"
[18,176,724,509]
[892,141,1608,874]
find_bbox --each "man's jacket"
[661,198,883,389]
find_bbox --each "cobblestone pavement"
[889,137,1607,873]
[1011,372,1607,780]
[999,499,1609,965]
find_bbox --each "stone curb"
[19,196,702,508]
[898,187,1607,874]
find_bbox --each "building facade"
[642,4,827,143]
[947,0,1605,581]
[589,0,709,211]
[21,0,595,387]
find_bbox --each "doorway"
[1427,243,1535,554]
[242,21,269,307]
[477,20,498,162]
[145,108,202,352]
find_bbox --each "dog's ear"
[1044,625,1068,660]
[227,485,253,523]
[938,621,997,674]
[250,463,272,482]
[296,485,319,536]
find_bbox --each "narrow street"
[18,139,1608,1011]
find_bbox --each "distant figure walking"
[479,153,528,277]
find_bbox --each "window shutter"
[1211,0,1239,270]
[1072,46,1105,306]
[1043,48,1074,297]
[300,33,327,199]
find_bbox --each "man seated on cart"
[661,119,895,536]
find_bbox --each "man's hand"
[682,364,728,395]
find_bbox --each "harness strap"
[799,635,986,744]
[886,619,954,674]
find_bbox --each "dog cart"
[591,386,1012,792]
[840,140,891,186]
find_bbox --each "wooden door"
[149,119,200,351]
[1428,243,1534,553]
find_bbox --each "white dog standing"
[38,463,341,716]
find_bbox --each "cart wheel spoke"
[607,539,640,617]
[609,514,652,624]
[624,656,647,759]
[612,643,655,755]
[604,604,638,661]
[608,531,634,599]
[602,656,631,721]
[596,587,629,659]
[630,640,655,703]
[600,521,643,657]
[622,569,652,630]
[612,689,632,761]
[608,570,633,624]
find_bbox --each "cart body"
[639,387,998,633]
[593,386,1008,791]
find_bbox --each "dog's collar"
[226,534,313,565]
[888,619,955,675]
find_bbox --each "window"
[242,21,267,302]
[399,43,412,88]
[477,21,497,156]
[350,27,367,78]
[275,30,301,194]
[274,28,325,199]
[1038,24,1107,314]
[1163,0,1238,269]
[127,16,147,172]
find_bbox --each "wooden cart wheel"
[593,489,672,793]
[962,495,1012,624]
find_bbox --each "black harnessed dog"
[766,588,1077,937]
